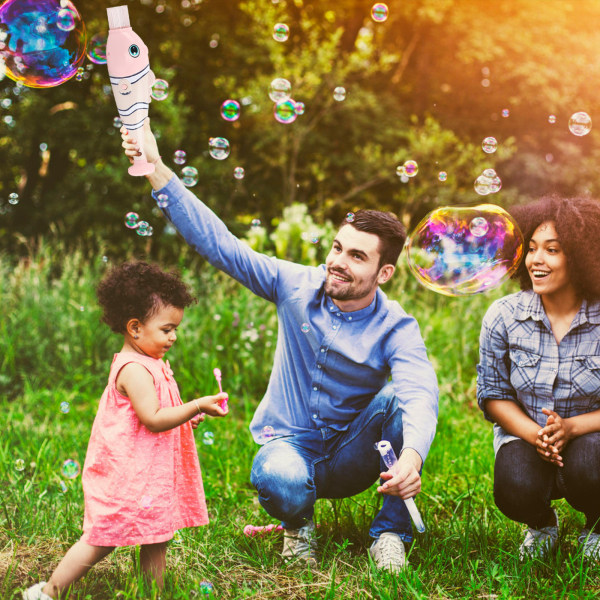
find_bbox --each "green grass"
[1,244,598,599]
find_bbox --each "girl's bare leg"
[42,541,114,598]
[140,542,168,590]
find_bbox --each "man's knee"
[250,443,315,520]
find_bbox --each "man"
[122,122,438,573]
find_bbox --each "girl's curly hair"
[510,195,600,301]
[97,261,196,334]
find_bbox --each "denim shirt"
[152,176,439,461]
[477,290,600,454]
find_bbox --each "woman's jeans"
[494,434,600,532]
[250,383,416,542]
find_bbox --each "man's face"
[324,224,392,311]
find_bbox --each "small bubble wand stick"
[213,367,228,410]
[374,440,426,533]
[243,524,284,537]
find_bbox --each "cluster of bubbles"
[371,3,389,22]
[481,136,498,154]
[124,212,153,236]
[568,111,592,136]
[181,166,198,187]
[406,205,524,296]
[273,22,289,42]
[0,0,87,88]
[209,137,230,160]
[202,431,215,445]
[61,458,80,479]
[474,168,502,195]
[396,160,418,183]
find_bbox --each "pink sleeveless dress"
[80,352,208,546]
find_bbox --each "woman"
[477,195,600,560]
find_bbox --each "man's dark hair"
[510,195,600,301]
[97,261,197,334]
[341,209,407,268]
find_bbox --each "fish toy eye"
[128,44,140,57]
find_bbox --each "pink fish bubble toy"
[243,524,284,537]
[213,367,228,411]
[106,6,155,176]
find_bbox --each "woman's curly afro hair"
[97,261,196,334]
[510,195,600,301]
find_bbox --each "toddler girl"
[23,261,228,599]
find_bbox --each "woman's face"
[525,220,574,298]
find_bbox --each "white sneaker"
[282,520,317,568]
[369,532,407,573]
[22,583,53,600]
[578,530,600,561]
[519,509,559,560]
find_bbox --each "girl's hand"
[190,413,205,429]
[535,408,572,467]
[194,392,229,417]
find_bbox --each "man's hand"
[377,447,422,498]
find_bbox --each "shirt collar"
[325,292,378,322]
[514,289,600,326]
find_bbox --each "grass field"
[1,243,599,599]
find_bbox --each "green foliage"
[1,243,599,598]
[3,0,600,255]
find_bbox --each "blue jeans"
[250,383,415,542]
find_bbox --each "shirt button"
[332,325,338,330]
[320,348,325,353]
[313,386,318,391]
[312,414,317,419]
[348,316,352,321]
[336,313,341,317]
[317,364,322,369]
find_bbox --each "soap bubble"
[157,193,169,208]
[86,32,107,65]
[181,166,198,187]
[474,174,491,195]
[262,425,276,439]
[274,99,297,124]
[0,0,87,88]
[233,166,245,179]
[333,86,346,101]
[202,431,215,445]
[136,221,152,237]
[208,137,230,160]
[8,192,19,205]
[14,458,25,472]
[220,99,240,122]
[61,458,80,479]
[199,581,214,597]
[438,171,448,182]
[124,212,139,229]
[371,3,389,22]
[396,165,406,177]
[294,101,305,115]
[251,218,261,228]
[59,480,68,493]
[404,160,418,177]
[482,137,498,153]
[568,111,592,136]
[273,22,289,42]
[60,401,70,414]
[151,79,169,101]
[501,108,510,118]
[173,149,187,165]
[140,495,153,509]
[113,116,122,128]
[346,212,355,223]
[548,114,556,124]
[269,78,291,103]
[406,204,524,296]
[301,322,310,333]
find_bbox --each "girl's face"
[525,220,574,299]
[133,303,184,359]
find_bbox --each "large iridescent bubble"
[406,205,523,296]
[0,0,87,88]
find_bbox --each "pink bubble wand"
[213,368,228,410]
